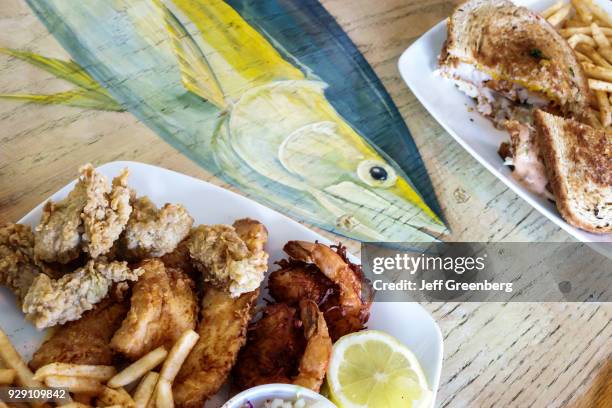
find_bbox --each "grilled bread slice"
[440,0,590,122]
[534,110,611,234]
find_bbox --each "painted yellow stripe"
[170,0,304,99]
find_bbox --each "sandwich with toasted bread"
[438,0,611,233]
[533,110,610,234]
[438,0,594,196]
[439,0,591,126]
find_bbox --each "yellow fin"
[0,48,115,100]
[152,0,226,109]
[0,89,124,111]
[170,0,304,99]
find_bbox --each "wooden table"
[0,0,610,406]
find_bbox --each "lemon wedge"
[326,330,432,408]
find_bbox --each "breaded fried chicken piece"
[110,259,197,360]
[188,220,268,298]
[22,259,143,329]
[174,218,268,408]
[0,223,41,301]
[82,168,132,258]
[164,266,198,343]
[34,164,132,263]
[30,297,129,370]
[123,197,193,259]
[173,287,259,408]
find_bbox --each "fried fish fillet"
[0,223,41,302]
[22,259,143,329]
[123,197,193,259]
[110,259,197,360]
[81,167,132,258]
[34,164,132,263]
[173,218,268,408]
[29,296,129,370]
[34,165,92,264]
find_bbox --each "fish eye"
[357,160,397,188]
[369,166,387,181]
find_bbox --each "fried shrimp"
[233,300,331,392]
[269,241,372,340]
[293,300,332,391]
[268,262,335,306]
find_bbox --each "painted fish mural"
[5,0,447,241]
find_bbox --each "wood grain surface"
[0,0,610,407]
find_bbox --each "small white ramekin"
[221,384,336,408]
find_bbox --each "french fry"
[599,48,612,65]
[576,44,612,67]
[568,33,597,48]
[97,387,135,408]
[0,329,44,390]
[154,379,173,408]
[33,364,116,382]
[591,23,611,48]
[590,108,603,127]
[589,78,612,92]
[583,63,612,81]
[159,330,199,383]
[565,18,586,28]
[586,1,612,27]
[595,90,612,126]
[548,4,573,28]
[576,51,592,63]
[560,26,612,37]
[107,347,167,388]
[542,0,566,18]
[133,372,159,408]
[44,375,103,395]
[0,369,15,385]
[571,0,593,24]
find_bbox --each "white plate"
[398,0,612,256]
[1,161,443,407]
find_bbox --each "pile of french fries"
[0,328,199,408]
[543,0,612,129]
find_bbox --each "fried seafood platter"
[0,163,375,408]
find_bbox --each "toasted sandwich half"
[534,110,611,234]
[438,0,591,127]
